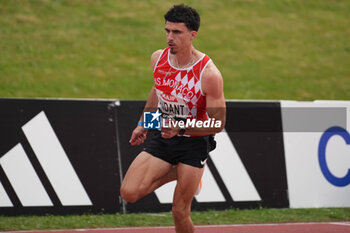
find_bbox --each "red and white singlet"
[153,47,212,121]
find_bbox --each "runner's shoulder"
[150,49,164,68]
[203,60,222,81]
[202,59,223,96]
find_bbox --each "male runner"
[120,4,226,233]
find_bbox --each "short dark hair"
[164,4,200,32]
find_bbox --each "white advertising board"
[281,100,350,208]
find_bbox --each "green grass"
[1,0,349,100]
[1,1,350,231]
[1,208,350,231]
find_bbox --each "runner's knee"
[120,182,149,203]
[172,203,191,221]
[120,185,138,203]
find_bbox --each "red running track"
[6,222,350,233]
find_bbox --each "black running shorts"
[144,131,216,168]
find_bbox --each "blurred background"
[0,0,349,100]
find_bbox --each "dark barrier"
[0,98,288,215]
[223,101,288,208]
[0,99,121,215]
[117,100,289,213]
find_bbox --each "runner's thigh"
[122,151,172,191]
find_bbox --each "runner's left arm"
[161,62,226,138]
[186,61,226,135]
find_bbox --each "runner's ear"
[190,30,197,41]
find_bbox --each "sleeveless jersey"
[153,47,212,121]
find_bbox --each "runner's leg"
[172,163,204,233]
[120,151,174,203]
[147,165,177,193]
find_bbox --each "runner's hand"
[129,126,147,146]
[161,118,179,139]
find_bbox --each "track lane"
[5,222,350,233]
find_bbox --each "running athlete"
[120,5,226,233]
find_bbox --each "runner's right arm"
[129,86,158,146]
[129,50,163,146]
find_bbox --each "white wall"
[282,100,350,208]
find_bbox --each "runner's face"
[165,21,196,54]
